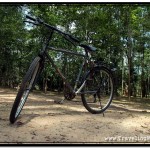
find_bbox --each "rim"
[15,63,39,118]
[84,69,113,112]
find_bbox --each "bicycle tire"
[81,66,114,114]
[9,56,42,124]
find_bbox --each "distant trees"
[0,5,26,87]
[0,4,150,99]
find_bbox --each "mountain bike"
[9,15,114,124]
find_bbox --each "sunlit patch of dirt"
[0,87,149,144]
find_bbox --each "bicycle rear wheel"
[9,56,42,123]
[81,66,114,114]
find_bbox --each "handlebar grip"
[26,15,36,22]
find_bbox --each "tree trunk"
[43,71,48,94]
[141,43,145,98]
[127,7,132,101]
[122,55,125,96]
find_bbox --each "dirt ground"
[0,87,150,144]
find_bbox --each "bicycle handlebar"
[66,34,80,43]
[26,15,37,22]
[25,15,80,44]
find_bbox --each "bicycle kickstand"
[102,112,105,117]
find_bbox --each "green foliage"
[0,4,150,97]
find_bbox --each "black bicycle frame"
[40,29,89,95]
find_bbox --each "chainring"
[63,85,75,100]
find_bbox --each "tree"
[0,4,150,99]
[0,5,26,87]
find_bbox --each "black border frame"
[0,1,150,147]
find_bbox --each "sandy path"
[0,88,150,144]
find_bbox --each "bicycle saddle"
[80,44,97,52]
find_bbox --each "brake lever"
[37,17,44,24]
[63,34,76,47]
[23,20,39,26]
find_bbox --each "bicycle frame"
[39,30,90,96]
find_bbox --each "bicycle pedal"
[54,100,64,104]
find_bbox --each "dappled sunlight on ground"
[111,97,150,113]
[0,87,150,144]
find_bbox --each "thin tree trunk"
[141,42,145,98]
[127,7,132,101]
[43,71,47,93]
[122,56,125,96]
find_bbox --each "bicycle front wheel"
[9,56,42,123]
[81,66,114,114]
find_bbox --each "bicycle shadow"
[11,103,89,126]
